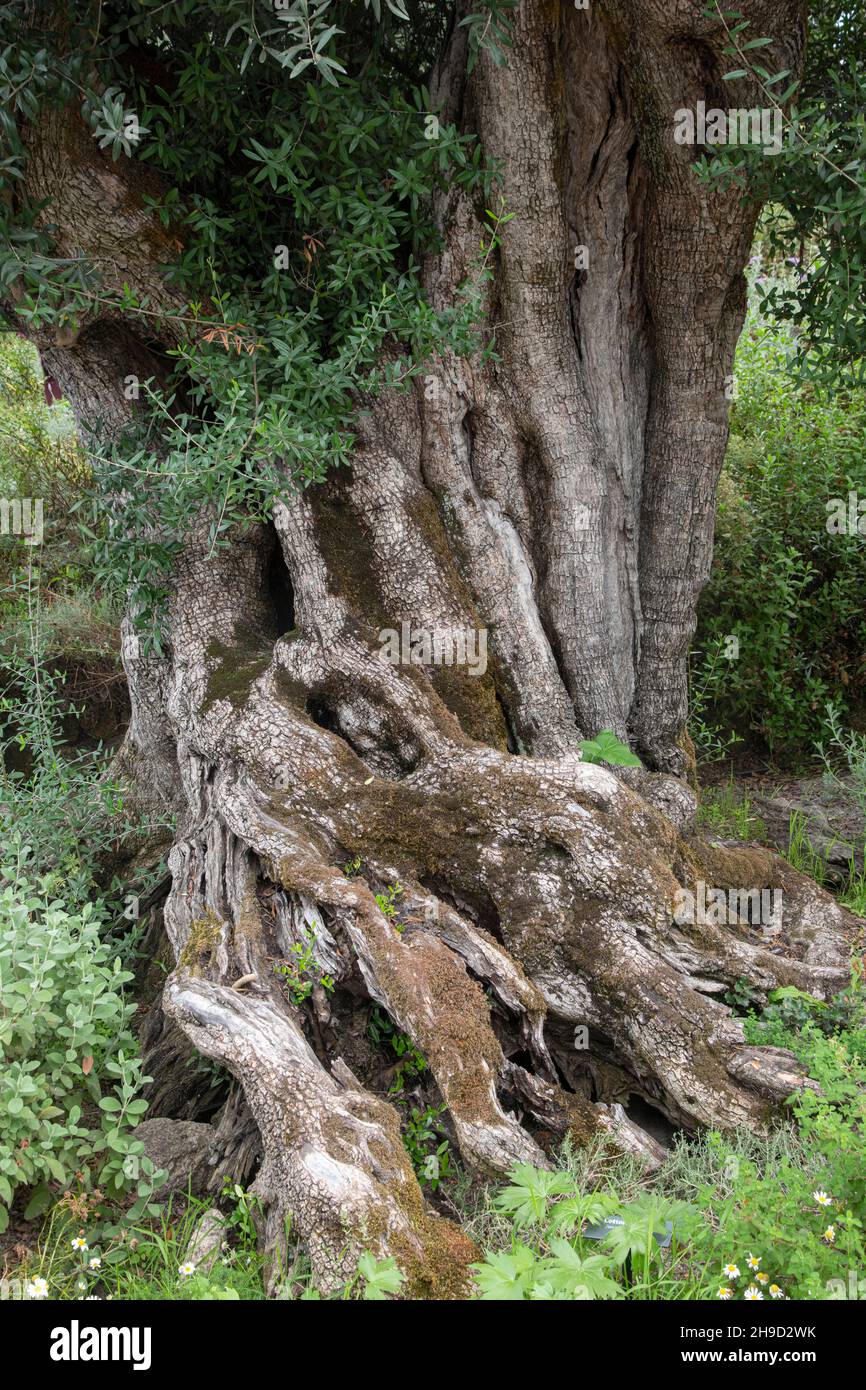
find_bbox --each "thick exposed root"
[161,842,476,1293]
[165,975,475,1294]
[115,506,858,1289]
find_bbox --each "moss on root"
[331,1090,478,1298]
[178,909,224,972]
[202,637,272,717]
[431,662,508,749]
[369,931,506,1127]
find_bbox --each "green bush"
[469,1163,703,1300]
[691,1029,866,1301]
[462,969,866,1302]
[688,977,866,1300]
[0,334,88,603]
[0,859,159,1231]
[688,1137,864,1301]
[692,282,866,756]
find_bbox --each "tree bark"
[9,0,857,1295]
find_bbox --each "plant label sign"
[583,1216,673,1249]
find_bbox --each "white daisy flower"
[744,1286,763,1300]
[27,1276,48,1299]
[813,1190,833,1207]
[769,1284,784,1299]
[746,1252,761,1270]
[723,1263,740,1279]
[88,1256,102,1270]
[717,1286,733,1300]
[71,1237,89,1252]
[823,1226,836,1242]
[179,1262,196,1278]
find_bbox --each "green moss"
[400,1215,478,1300]
[431,663,508,749]
[369,933,505,1126]
[310,479,390,630]
[201,637,272,717]
[178,909,223,972]
[564,1094,604,1151]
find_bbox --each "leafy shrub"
[0,335,121,708]
[0,336,84,499]
[470,1163,702,1300]
[0,553,168,918]
[692,981,866,1300]
[0,334,90,607]
[689,1135,863,1301]
[743,981,866,1051]
[0,860,160,1231]
[693,284,866,755]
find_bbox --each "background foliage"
[692,271,866,756]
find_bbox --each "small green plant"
[782,810,828,883]
[374,881,404,931]
[273,927,334,1005]
[724,976,762,1015]
[470,1163,700,1300]
[403,1104,452,1190]
[219,1179,263,1247]
[578,730,641,767]
[816,702,866,822]
[368,1007,427,1092]
[839,860,866,917]
[0,859,163,1232]
[290,1252,406,1302]
[353,1253,405,1300]
[697,780,766,841]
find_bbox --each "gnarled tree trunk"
[10,0,858,1294]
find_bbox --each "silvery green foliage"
[83,87,150,160]
[695,2,866,384]
[0,861,159,1231]
[0,1,513,651]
